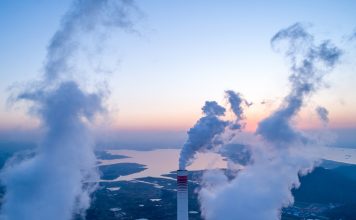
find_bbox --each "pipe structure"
[177,169,188,220]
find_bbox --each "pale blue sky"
[1,0,356,132]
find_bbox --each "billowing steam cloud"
[1,82,103,220]
[224,143,253,163]
[316,106,329,125]
[225,90,251,130]
[198,23,342,220]
[0,0,137,219]
[179,90,250,170]
[222,91,252,168]
[257,23,341,144]
[179,101,228,170]
[44,0,137,82]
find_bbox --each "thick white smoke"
[179,101,228,170]
[1,82,103,220]
[179,90,250,170]
[198,23,342,220]
[256,23,341,144]
[316,106,329,126]
[44,0,137,82]
[0,0,137,219]
[225,90,251,130]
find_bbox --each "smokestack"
[177,169,188,220]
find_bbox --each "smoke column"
[179,101,228,170]
[199,23,342,220]
[221,91,252,169]
[316,106,329,126]
[177,90,249,220]
[257,23,341,144]
[225,90,250,130]
[0,1,137,220]
[179,90,251,170]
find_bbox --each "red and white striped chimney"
[177,169,188,220]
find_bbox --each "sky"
[0,0,356,147]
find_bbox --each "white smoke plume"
[221,91,252,169]
[44,0,137,82]
[219,143,252,167]
[316,106,329,126]
[179,90,250,170]
[179,101,228,170]
[225,90,251,130]
[0,0,137,220]
[257,23,341,144]
[199,23,342,220]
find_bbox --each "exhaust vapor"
[257,23,341,144]
[225,90,251,130]
[179,101,228,170]
[179,90,250,170]
[0,1,137,220]
[316,106,329,126]
[197,23,342,220]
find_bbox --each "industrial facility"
[177,169,188,220]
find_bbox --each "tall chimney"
[177,169,188,220]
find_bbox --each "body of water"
[99,149,227,181]
[98,147,356,181]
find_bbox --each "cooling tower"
[177,169,188,220]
